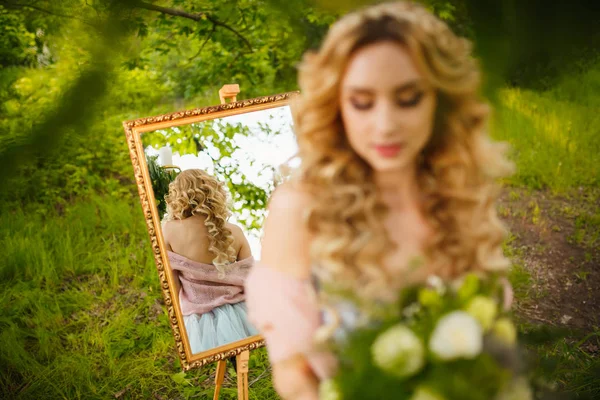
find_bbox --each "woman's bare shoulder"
[267,181,314,213]
[161,219,173,233]
[225,222,244,234]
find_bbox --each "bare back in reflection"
[162,169,258,354]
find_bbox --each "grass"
[1,63,599,398]
[517,319,600,399]
[495,62,600,397]
[491,61,600,192]
[0,197,277,399]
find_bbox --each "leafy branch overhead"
[1,0,597,209]
[132,1,253,51]
[0,0,335,94]
[0,0,332,215]
[1,1,252,48]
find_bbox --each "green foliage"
[0,0,138,208]
[0,0,599,398]
[0,65,154,209]
[491,59,600,191]
[529,331,600,399]
[2,0,598,210]
[127,0,335,102]
[147,155,179,219]
[0,0,335,213]
[0,5,37,67]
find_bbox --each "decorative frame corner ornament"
[123,91,297,370]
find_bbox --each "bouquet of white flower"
[319,273,536,400]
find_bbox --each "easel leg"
[213,359,227,400]
[236,350,250,400]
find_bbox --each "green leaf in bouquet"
[492,318,518,346]
[319,378,343,400]
[410,386,446,400]
[495,377,534,400]
[456,273,481,303]
[424,354,512,400]
[418,288,443,309]
[464,295,499,331]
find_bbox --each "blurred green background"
[0,0,598,398]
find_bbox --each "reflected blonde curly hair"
[291,1,514,305]
[165,169,236,271]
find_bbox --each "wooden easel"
[213,84,250,400]
[213,350,250,400]
[219,84,240,104]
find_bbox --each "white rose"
[372,324,425,378]
[429,311,483,360]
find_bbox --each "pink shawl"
[168,251,253,316]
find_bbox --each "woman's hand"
[272,355,320,400]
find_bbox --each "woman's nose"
[373,101,399,137]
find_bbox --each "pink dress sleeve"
[244,262,338,380]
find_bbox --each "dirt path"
[499,187,599,353]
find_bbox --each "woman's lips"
[374,143,404,158]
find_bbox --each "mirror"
[123,92,297,370]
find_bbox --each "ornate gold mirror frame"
[122,91,297,371]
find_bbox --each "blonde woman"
[245,2,514,399]
[163,169,258,354]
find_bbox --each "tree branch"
[188,24,217,61]
[134,1,253,51]
[2,1,253,52]
[0,1,96,27]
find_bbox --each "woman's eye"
[350,98,373,110]
[397,92,424,108]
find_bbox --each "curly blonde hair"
[291,1,514,305]
[165,169,237,272]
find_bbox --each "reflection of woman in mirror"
[245,2,513,399]
[163,169,258,354]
